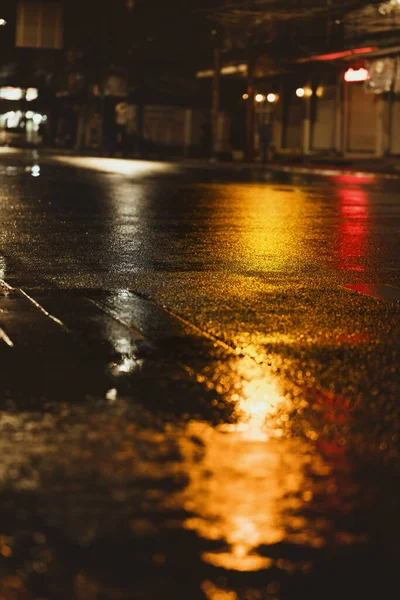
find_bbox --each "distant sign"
[16,2,63,49]
[364,58,395,94]
[103,75,128,98]
[344,68,370,82]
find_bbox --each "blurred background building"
[0,0,211,155]
[197,0,400,161]
[0,1,399,161]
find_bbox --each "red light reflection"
[334,174,376,186]
[336,185,370,273]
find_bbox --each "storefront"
[344,76,377,154]
[0,86,44,146]
[390,58,400,155]
[274,53,400,158]
[281,84,304,151]
[311,84,337,152]
[390,94,400,154]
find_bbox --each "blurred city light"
[197,63,247,79]
[4,110,22,128]
[242,93,249,100]
[0,87,23,101]
[0,18,6,26]
[221,63,248,75]
[267,93,278,103]
[255,93,265,102]
[196,69,214,79]
[296,87,312,98]
[0,87,38,101]
[50,156,176,177]
[344,67,370,82]
[26,88,39,101]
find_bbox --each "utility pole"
[211,45,221,161]
[245,57,255,162]
[302,81,312,155]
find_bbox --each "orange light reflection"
[178,360,326,572]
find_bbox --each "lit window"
[0,87,23,101]
[26,88,39,102]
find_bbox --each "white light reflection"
[0,255,6,279]
[116,356,137,374]
[106,388,118,403]
[108,332,141,376]
[50,156,176,178]
[0,148,19,154]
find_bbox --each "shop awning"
[299,44,400,63]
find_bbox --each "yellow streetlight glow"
[242,93,249,100]
[267,93,278,103]
[297,87,313,98]
[0,18,7,26]
[255,94,265,103]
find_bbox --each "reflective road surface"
[0,149,399,599]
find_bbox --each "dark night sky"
[0,1,215,68]
[63,0,215,71]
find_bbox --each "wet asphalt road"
[0,148,399,599]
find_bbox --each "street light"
[0,18,7,26]
[255,93,265,103]
[296,87,312,98]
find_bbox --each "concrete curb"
[266,164,400,181]
[165,158,400,181]
[38,148,400,181]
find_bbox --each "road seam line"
[85,298,145,340]
[0,326,14,347]
[3,278,67,328]
[340,283,400,304]
[17,288,67,328]
[147,300,240,357]
[0,278,13,291]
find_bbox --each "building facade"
[200,0,400,161]
[268,52,400,159]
